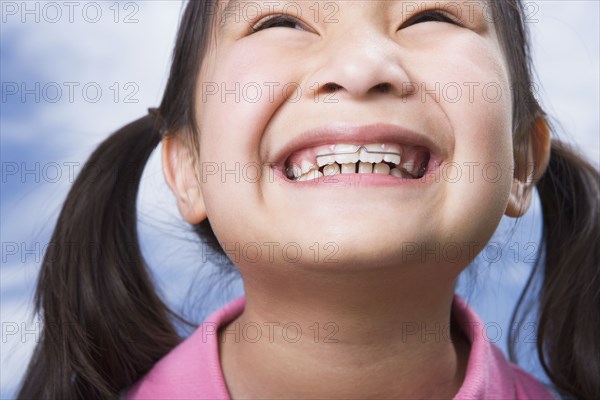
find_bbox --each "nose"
[308,28,414,100]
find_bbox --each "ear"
[162,134,207,224]
[505,116,551,218]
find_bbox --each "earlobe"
[161,135,207,225]
[504,116,551,218]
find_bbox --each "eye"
[252,14,306,33]
[401,10,460,28]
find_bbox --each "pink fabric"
[126,295,555,399]
[451,296,554,399]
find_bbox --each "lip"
[269,122,448,178]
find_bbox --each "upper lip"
[270,123,448,167]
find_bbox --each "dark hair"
[491,3,600,399]
[17,1,599,399]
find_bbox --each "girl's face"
[193,0,514,274]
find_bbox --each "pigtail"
[533,140,600,399]
[17,113,182,399]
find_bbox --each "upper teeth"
[315,144,401,167]
[285,143,426,181]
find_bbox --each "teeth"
[301,160,317,175]
[334,144,360,152]
[401,161,417,175]
[316,154,336,167]
[308,143,404,170]
[290,162,424,181]
[383,153,401,165]
[359,144,384,163]
[334,153,360,164]
[286,164,302,179]
[341,163,356,174]
[333,144,360,164]
[390,168,403,178]
[358,162,373,174]
[323,163,340,176]
[297,168,323,182]
[382,144,402,164]
[287,143,427,181]
[373,163,390,174]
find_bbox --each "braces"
[314,145,402,162]
[285,145,430,180]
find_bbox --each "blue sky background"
[1,1,598,398]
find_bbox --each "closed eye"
[401,10,461,28]
[252,14,306,33]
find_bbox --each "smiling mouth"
[284,142,431,181]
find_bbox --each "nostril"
[373,83,391,93]
[323,82,342,92]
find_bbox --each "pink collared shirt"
[126,295,555,399]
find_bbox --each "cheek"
[414,32,515,246]
[197,37,309,170]
[194,40,304,248]
[200,37,307,139]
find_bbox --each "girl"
[17,0,599,399]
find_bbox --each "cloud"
[1,2,185,396]
[529,0,600,165]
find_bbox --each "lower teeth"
[288,162,425,181]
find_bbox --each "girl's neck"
[218,266,470,398]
